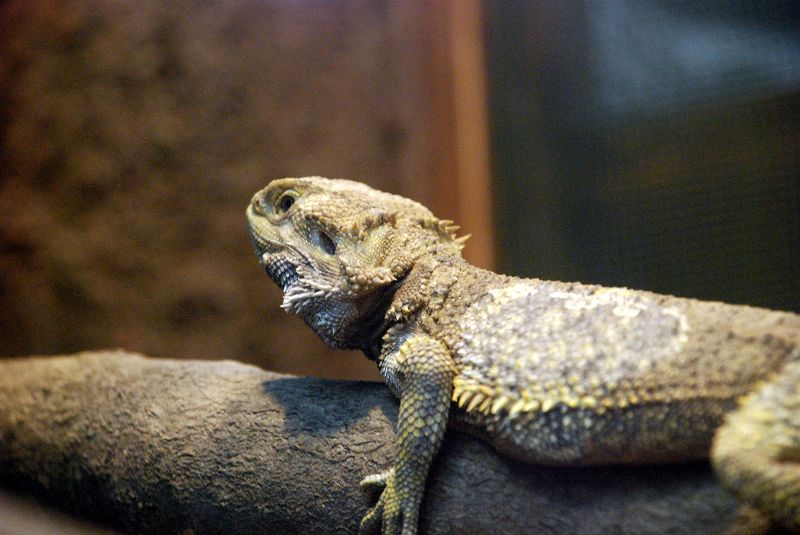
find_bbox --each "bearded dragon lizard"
[246,177,800,534]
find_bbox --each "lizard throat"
[263,257,299,292]
[362,275,408,361]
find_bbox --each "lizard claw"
[360,468,393,498]
[359,469,419,535]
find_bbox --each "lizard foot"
[712,360,800,533]
[359,469,419,535]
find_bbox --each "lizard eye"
[275,191,298,214]
[312,229,337,255]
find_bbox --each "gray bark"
[0,351,778,534]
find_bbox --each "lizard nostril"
[251,192,267,215]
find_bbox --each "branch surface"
[0,351,774,534]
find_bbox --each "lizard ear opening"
[311,228,337,255]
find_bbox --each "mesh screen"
[486,0,800,311]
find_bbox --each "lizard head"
[246,176,466,351]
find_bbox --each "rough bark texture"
[0,351,782,534]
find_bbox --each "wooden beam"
[421,0,495,270]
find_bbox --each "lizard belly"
[447,281,777,464]
[452,397,733,464]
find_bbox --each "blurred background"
[1,0,798,381]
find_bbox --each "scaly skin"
[246,177,800,534]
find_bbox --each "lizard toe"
[359,483,387,535]
[360,468,394,497]
[382,485,419,535]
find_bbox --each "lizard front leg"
[360,335,455,535]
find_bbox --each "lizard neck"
[352,236,466,359]
[370,250,471,396]
[361,276,407,360]
[366,251,465,358]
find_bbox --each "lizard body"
[246,177,800,534]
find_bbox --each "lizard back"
[441,270,799,464]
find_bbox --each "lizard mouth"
[248,227,300,292]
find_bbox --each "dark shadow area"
[0,489,123,535]
[262,376,397,437]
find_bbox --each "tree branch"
[0,351,774,534]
